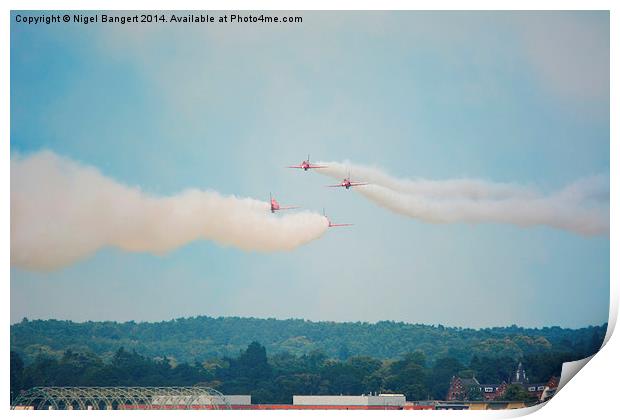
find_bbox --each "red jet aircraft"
[287,155,327,171]
[323,209,352,227]
[327,173,368,190]
[270,194,299,214]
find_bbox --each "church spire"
[513,362,528,384]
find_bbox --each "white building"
[151,395,251,406]
[293,394,406,407]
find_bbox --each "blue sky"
[10,11,609,328]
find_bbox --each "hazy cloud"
[11,151,328,270]
[317,161,609,236]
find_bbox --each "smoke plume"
[11,151,328,271]
[316,161,609,236]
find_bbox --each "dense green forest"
[10,317,606,404]
[9,340,593,404]
[11,316,606,366]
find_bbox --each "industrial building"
[11,387,539,410]
[10,387,247,410]
[150,394,251,407]
[293,394,406,407]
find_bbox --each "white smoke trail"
[11,151,328,271]
[316,161,609,236]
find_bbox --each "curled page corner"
[557,355,595,392]
[553,294,619,395]
[495,354,599,418]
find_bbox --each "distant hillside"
[10,316,606,365]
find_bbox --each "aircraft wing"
[326,184,344,187]
[350,182,369,187]
[287,165,303,168]
[279,206,300,210]
[308,165,328,168]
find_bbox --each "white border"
[3,1,617,419]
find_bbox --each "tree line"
[11,317,607,366]
[10,339,594,405]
